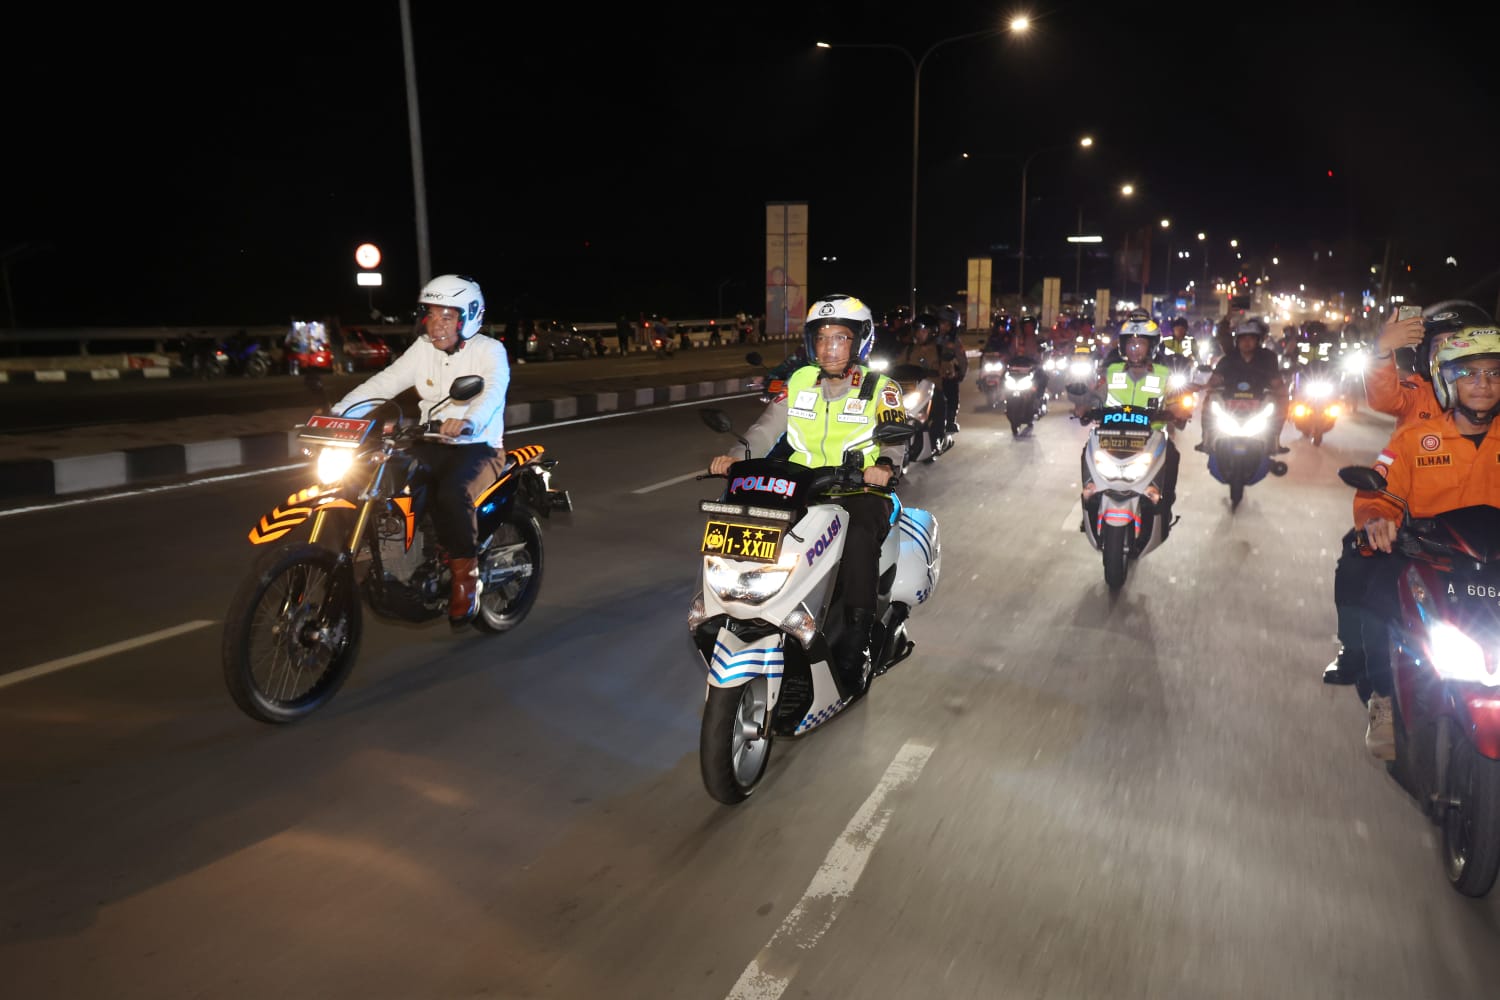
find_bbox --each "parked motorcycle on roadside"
[1339,465,1500,897]
[221,375,572,724]
[689,408,940,803]
[1202,387,1287,509]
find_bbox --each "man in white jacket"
[330,274,511,625]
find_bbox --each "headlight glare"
[316,447,356,484]
[1430,623,1498,685]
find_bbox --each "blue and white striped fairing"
[707,634,785,685]
[897,508,934,564]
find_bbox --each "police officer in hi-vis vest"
[1073,315,1183,537]
[709,294,909,690]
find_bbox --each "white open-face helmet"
[418,274,486,341]
[803,294,875,365]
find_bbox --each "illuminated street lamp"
[818,17,1031,314]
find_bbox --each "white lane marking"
[0,464,308,518]
[0,393,762,518]
[0,620,217,691]
[633,471,706,494]
[726,741,934,1000]
[1060,500,1081,531]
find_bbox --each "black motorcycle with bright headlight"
[221,375,572,724]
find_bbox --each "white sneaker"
[1365,695,1396,760]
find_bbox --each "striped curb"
[0,378,753,501]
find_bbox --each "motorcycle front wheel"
[472,513,545,634]
[222,543,362,724]
[1442,735,1500,897]
[700,678,773,804]
[1102,523,1129,591]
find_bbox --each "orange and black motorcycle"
[221,375,571,724]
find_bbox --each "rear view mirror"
[699,408,734,434]
[450,375,485,401]
[1338,465,1387,492]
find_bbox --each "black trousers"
[1332,529,1406,696]
[942,377,961,426]
[832,492,894,613]
[409,442,508,559]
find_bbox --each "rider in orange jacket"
[1363,302,1491,424]
[1324,327,1500,758]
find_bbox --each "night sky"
[6,2,1494,329]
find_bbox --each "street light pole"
[1018,136,1093,305]
[398,0,432,285]
[819,25,1019,316]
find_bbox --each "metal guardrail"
[0,317,754,352]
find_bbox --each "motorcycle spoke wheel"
[222,544,361,724]
[1441,738,1500,897]
[700,679,773,804]
[473,514,545,634]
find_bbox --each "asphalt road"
[2,393,1497,999]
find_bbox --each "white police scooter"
[1077,404,1174,591]
[688,408,941,803]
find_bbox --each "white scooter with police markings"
[689,408,942,804]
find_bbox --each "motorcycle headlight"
[1212,401,1273,437]
[902,391,923,411]
[1069,361,1093,379]
[868,358,890,372]
[315,447,356,484]
[1168,372,1187,390]
[1305,380,1333,399]
[704,553,795,605]
[982,361,1005,373]
[1092,449,1153,482]
[1342,353,1368,374]
[1005,373,1035,390]
[1429,622,1499,685]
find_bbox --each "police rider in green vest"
[709,294,909,691]
[1072,315,1184,536]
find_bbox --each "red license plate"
[301,414,374,446]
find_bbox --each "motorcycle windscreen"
[720,458,818,512]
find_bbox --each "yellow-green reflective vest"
[1104,362,1171,426]
[784,365,897,469]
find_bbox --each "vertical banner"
[1041,277,1061,331]
[965,258,992,332]
[765,202,809,344]
[1096,289,1111,328]
[1141,293,1155,317]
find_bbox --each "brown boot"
[449,556,481,625]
